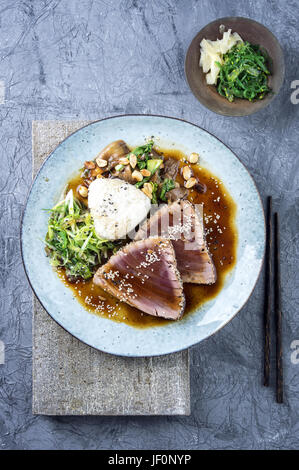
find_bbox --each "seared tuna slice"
[135,200,216,285]
[93,237,185,320]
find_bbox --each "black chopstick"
[263,196,272,387]
[274,212,283,403]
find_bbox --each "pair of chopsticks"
[263,196,283,403]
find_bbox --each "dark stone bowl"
[185,17,285,116]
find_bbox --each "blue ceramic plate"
[21,115,265,357]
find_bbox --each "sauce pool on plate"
[59,147,237,328]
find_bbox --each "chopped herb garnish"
[159,178,175,201]
[150,182,159,204]
[134,145,162,192]
[130,141,155,170]
[216,41,271,102]
[135,174,154,189]
[137,160,147,170]
[131,140,154,157]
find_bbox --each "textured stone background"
[0,0,298,450]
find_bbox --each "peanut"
[185,177,197,189]
[78,185,88,197]
[182,165,192,180]
[142,186,153,199]
[188,152,199,164]
[132,170,143,182]
[129,153,137,169]
[143,182,153,193]
[119,157,130,165]
[96,158,108,168]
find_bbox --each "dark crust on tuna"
[135,200,217,285]
[93,237,185,320]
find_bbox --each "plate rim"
[21,114,266,356]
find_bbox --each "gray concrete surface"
[0,0,298,449]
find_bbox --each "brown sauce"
[59,147,237,328]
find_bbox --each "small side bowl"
[185,17,285,116]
